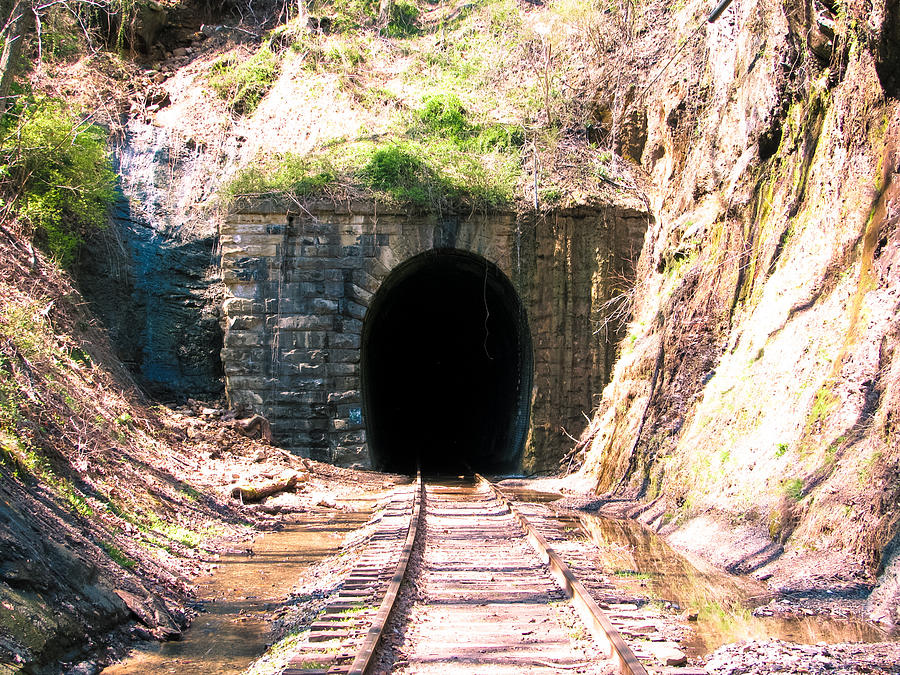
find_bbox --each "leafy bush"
[208,46,279,115]
[383,0,420,37]
[419,94,471,139]
[225,153,337,198]
[0,99,116,267]
[360,142,432,205]
[416,94,524,152]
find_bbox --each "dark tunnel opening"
[361,249,532,475]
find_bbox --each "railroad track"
[281,473,422,675]
[280,474,687,675]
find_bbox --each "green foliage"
[415,94,524,152]
[775,442,789,458]
[37,10,81,60]
[0,99,115,267]
[0,357,22,437]
[0,299,54,360]
[360,142,431,205]
[225,153,337,198]
[419,94,470,138]
[315,0,379,32]
[360,137,518,210]
[783,478,804,501]
[102,541,136,569]
[208,46,279,115]
[382,1,421,38]
[114,412,133,427]
[223,92,522,211]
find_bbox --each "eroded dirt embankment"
[0,233,394,673]
[571,0,900,626]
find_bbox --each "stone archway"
[361,249,532,473]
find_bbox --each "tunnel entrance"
[361,250,532,474]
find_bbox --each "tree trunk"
[0,0,32,114]
[378,0,393,29]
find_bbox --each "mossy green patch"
[209,46,279,115]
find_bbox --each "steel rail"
[477,474,650,675]
[282,471,422,675]
[347,470,422,675]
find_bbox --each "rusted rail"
[477,474,650,675]
[282,472,422,675]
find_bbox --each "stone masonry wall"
[220,199,648,470]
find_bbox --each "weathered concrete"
[220,199,648,471]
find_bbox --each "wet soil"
[574,513,888,654]
[500,477,900,672]
[102,508,371,675]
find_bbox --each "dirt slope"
[570,0,900,624]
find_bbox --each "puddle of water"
[102,510,370,675]
[574,514,889,654]
[492,481,563,503]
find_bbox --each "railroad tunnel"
[361,250,533,474]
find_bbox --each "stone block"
[282,349,327,365]
[352,268,382,294]
[221,243,278,258]
[291,363,325,377]
[222,298,254,316]
[329,363,359,376]
[373,218,401,235]
[330,349,359,364]
[226,283,260,300]
[224,330,265,347]
[348,284,374,303]
[333,376,360,390]
[278,315,333,331]
[332,445,369,467]
[323,281,344,299]
[344,300,368,321]
[311,298,339,313]
[337,404,364,425]
[329,333,360,349]
[336,430,365,444]
[335,221,364,236]
[337,317,363,334]
[228,389,264,407]
[228,315,263,331]
[334,256,367,270]
[278,390,327,404]
[223,360,264,376]
[327,390,360,404]
[227,375,276,390]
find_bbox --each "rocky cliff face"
[574,0,900,622]
[78,112,230,400]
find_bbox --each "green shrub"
[226,153,337,198]
[0,99,115,267]
[416,94,523,152]
[383,0,421,38]
[419,94,471,139]
[208,46,279,115]
[360,142,431,205]
[474,123,524,151]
